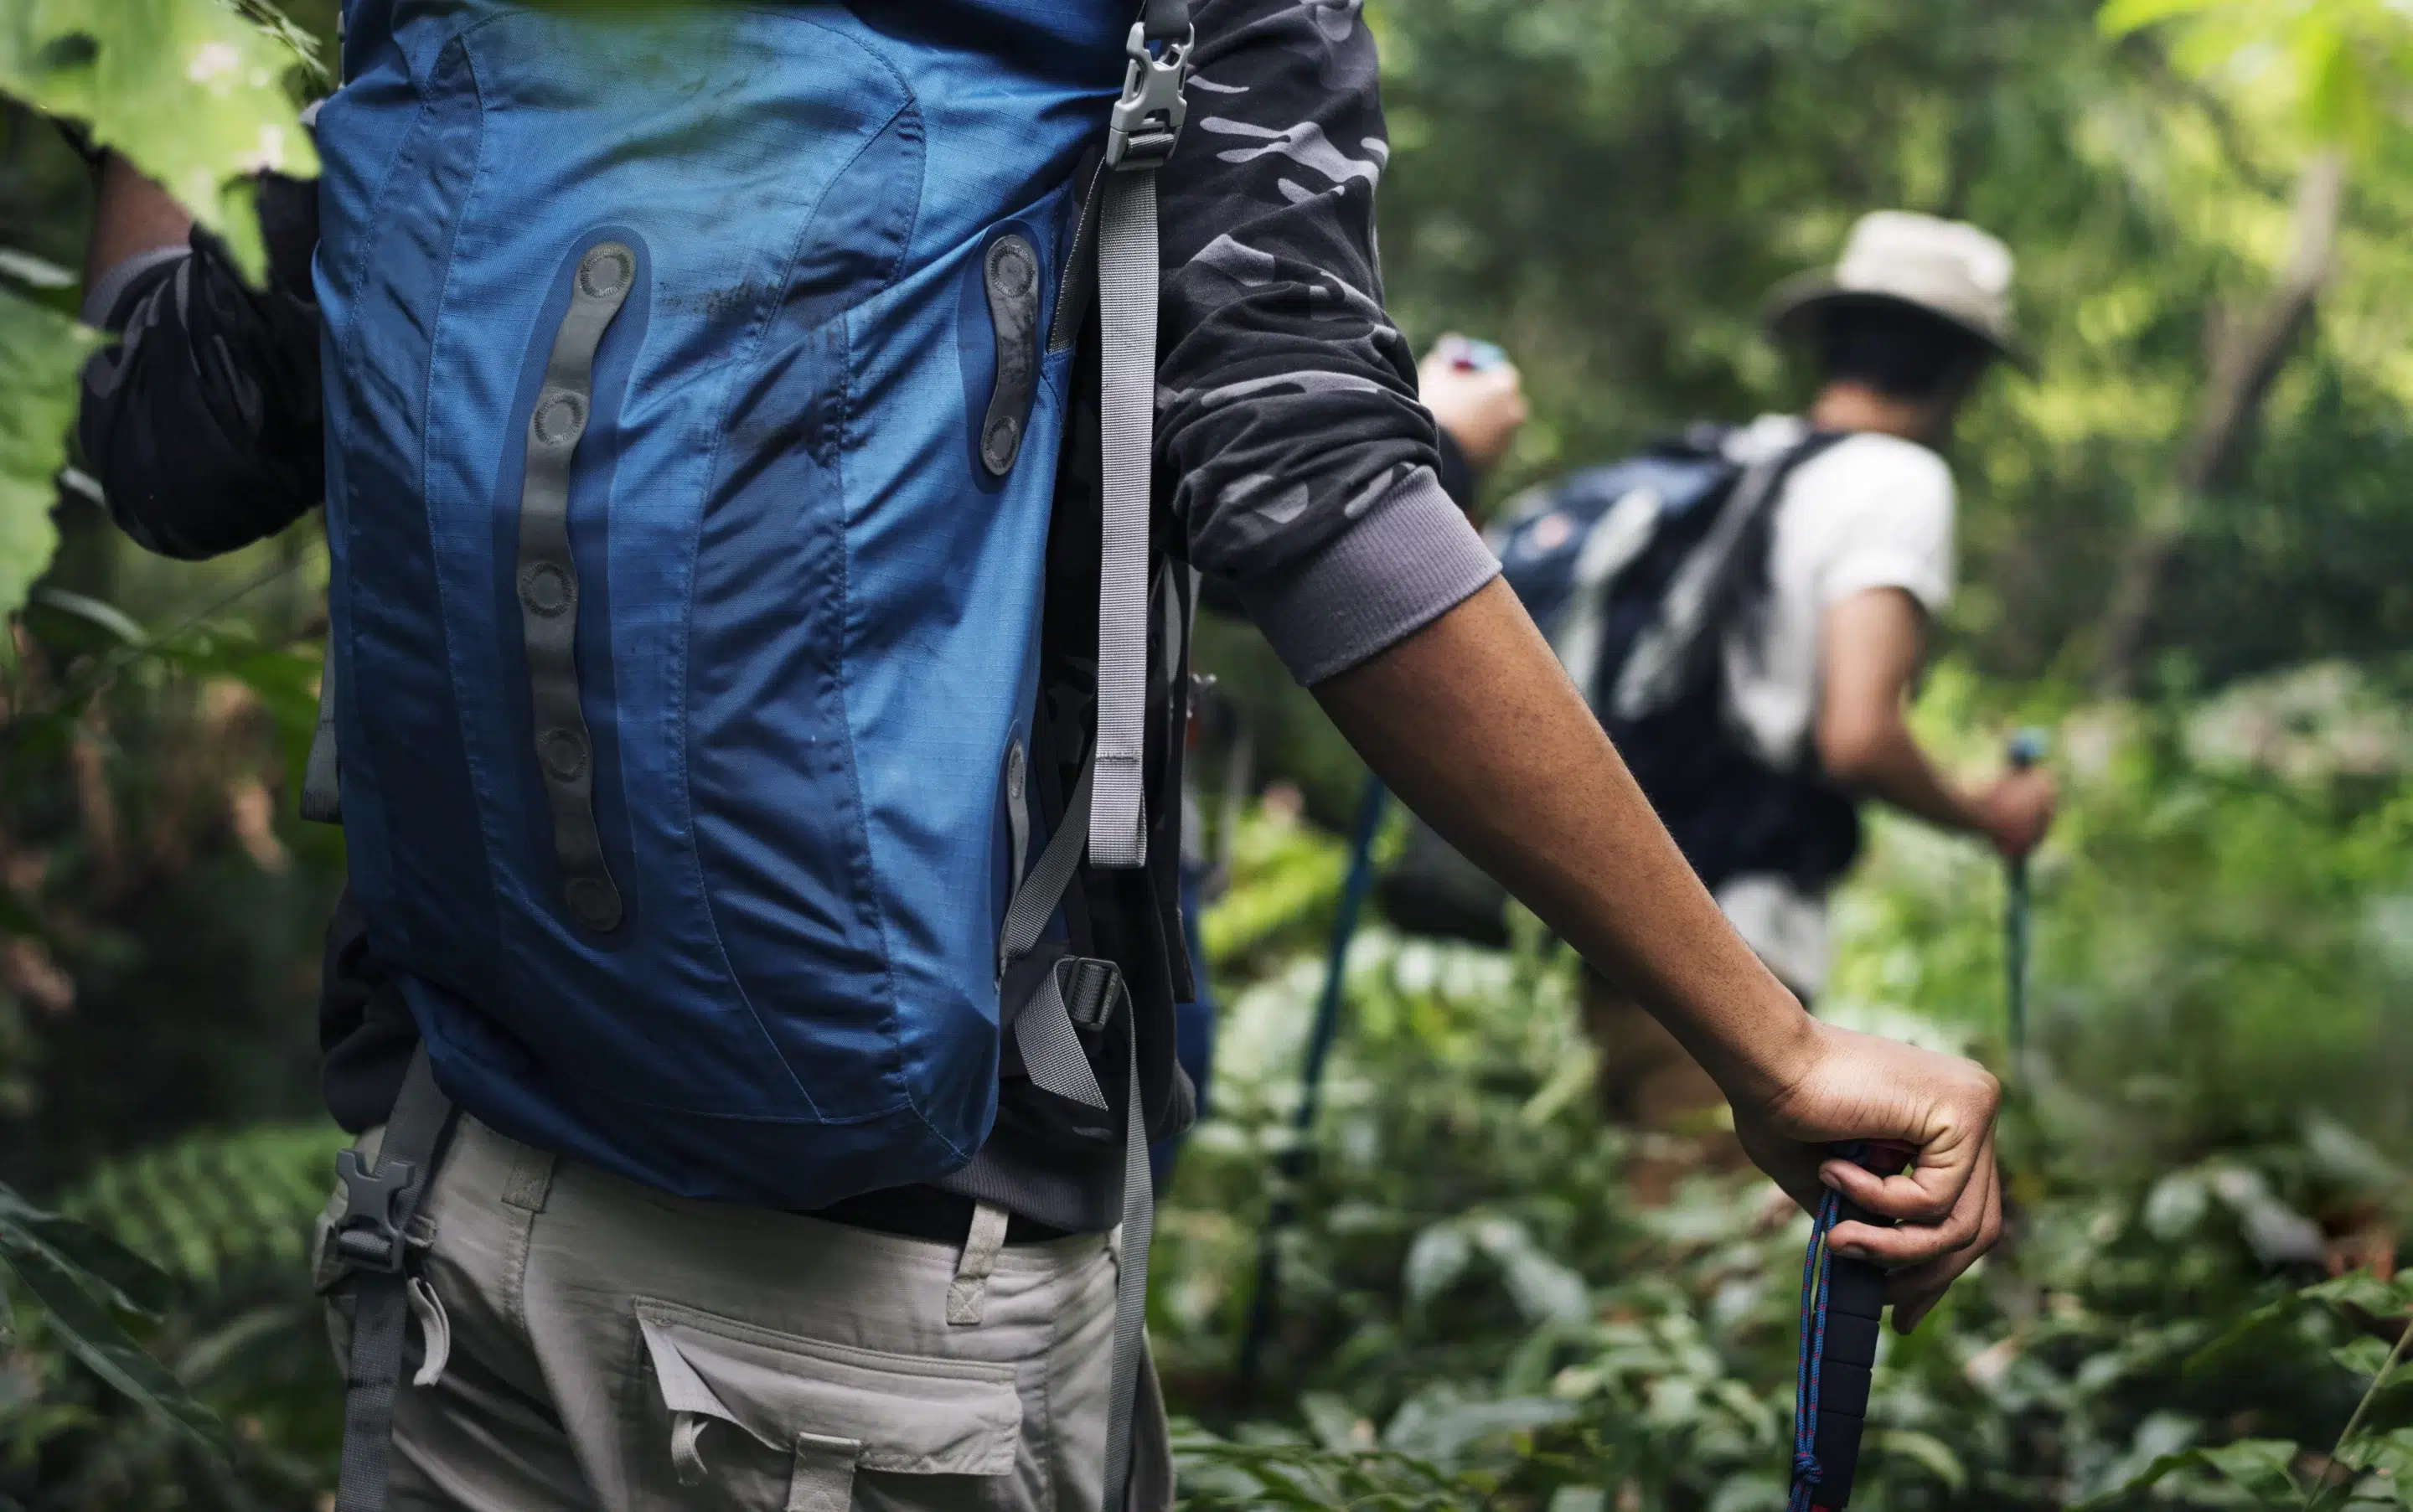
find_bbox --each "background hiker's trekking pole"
[1235,773,1388,1410]
[2003,730,2049,1069]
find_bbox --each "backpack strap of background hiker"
[1610,429,1845,722]
[331,1044,457,1512]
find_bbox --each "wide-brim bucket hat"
[1763,210,2034,375]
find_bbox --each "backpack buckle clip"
[330,1147,426,1277]
[1106,21,1191,171]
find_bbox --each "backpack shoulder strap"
[1089,7,1191,870]
[1608,429,1843,722]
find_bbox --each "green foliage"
[4,1123,344,1509]
[0,1179,226,1461]
[0,0,319,274]
[2099,0,2413,153]
[1363,0,2413,694]
[0,288,93,620]
[1153,666,2413,1509]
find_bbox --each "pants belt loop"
[500,1143,556,1214]
[947,1201,1011,1326]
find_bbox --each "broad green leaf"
[2307,1272,2413,1318]
[0,1184,175,1318]
[1404,1223,1473,1308]
[0,0,319,276]
[2081,1439,2305,1509]
[1873,1428,1971,1493]
[0,287,96,619]
[2196,1439,2308,1504]
[0,1214,225,1453]
[2338,1336,2400,1378]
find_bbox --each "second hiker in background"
[1585,212,2057,1174]
[1388,213,2058,1193]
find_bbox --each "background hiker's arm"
[1315,578,2003,1326]
[78,155,326,560]
[1818,586,2054,859]
[84,152,190,292]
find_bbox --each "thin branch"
[2092,150,2347,695]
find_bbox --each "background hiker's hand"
[1979,766,2056,860]
[1730,1019,2003,1333]
[1418,337,1528,473]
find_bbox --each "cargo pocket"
[636,1300,1022,1511]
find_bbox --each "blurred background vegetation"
[1,0,2410,1507]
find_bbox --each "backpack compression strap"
[329,1045,457,1512]
[945,11,1191,1503]
[1089,0,1191,870]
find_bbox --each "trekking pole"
[1787,1139,1913,1512]
[2002,729,2049,1067]
[1235,772,1389,1410]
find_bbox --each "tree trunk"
[2091,150,2347,695]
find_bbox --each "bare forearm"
[84,154,192,292]
[1832,718,1987,838]
[1314,579,1815,1107]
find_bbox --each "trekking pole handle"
[1793,1140,1914,1512]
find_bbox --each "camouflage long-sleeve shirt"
[1156,0,1499,682]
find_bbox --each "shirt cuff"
[1822,552,1952,616]
[80,244,189,330]
[1232,466,1502,686]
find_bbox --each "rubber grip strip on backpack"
[515,241,633,934]
[980,235,1042,477]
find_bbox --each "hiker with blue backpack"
[75,9,2007,1507]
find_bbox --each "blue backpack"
[317,0,1189,1205]
[313,3,1197,1505]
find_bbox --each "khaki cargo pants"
[317,1116,1173,1512]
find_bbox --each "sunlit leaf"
[0,0,320,276]
[2099,0,2229,39]
[0,286,97,618]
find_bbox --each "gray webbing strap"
[985,746,1153,1509]
[518,240,634,933]
[1003,950,1151,1512]
[998,760,1095,980]
[333,1045,455,1512]
[301,642,343,824]
[1102,999,1154,1508]
[1610,432,1842,722]
[1090,168,1158,870]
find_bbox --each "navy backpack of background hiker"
[1378,426,1861,943]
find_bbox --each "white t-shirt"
[1710,415,1957,995]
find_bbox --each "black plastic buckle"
[1059,957,1125,1031]
[330,1147,425,1277]
[1105,21,1192,170]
